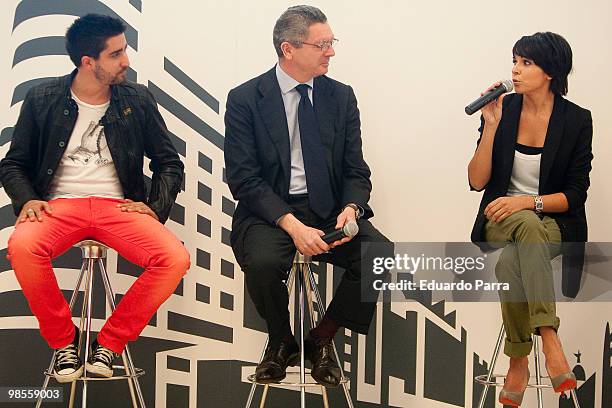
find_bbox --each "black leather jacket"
[0,70,183,223]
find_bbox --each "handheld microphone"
[465,80,513,115]
[322,220,359,244]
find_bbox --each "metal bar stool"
[245,252,354,408]
[475,324,581,408]
[35,240,146,408]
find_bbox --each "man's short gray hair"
[273,5,327,58]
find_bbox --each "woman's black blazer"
[470,93,593,297]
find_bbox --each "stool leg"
[321,386,329,408]
[98,259,138,408]
[81,258,96,408]
[69,384,77,408]
[71,260,94,408]
[286,264,297,298]
[35,262,88,408]
[303,269,330,408]
[570,389,581,407]
[298,264,306,408]
[303,269,317,328]
[305,263,355,408]
[245,336,268,408]
[97,259,146,408]
[71,261,91,408]
[245,265,298,408]
[258,384,269,408]
[477,323,504,408]
[120,349,140,407]
[533,335,544,408]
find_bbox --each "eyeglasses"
[300,38,339,52]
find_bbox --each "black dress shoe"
[254,339,300,384]
[305,336,341,387]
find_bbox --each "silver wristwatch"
[533,195,543,213]
[344,203,362,220]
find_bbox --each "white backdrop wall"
[0,1,610,407]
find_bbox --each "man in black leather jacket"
[0,14,189,383]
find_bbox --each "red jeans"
[7,197,190,353]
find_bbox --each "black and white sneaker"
[85,340,118,378]
[53,330,83,383]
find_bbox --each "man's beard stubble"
[94,64,126,85]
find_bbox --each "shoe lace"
[93,346,117,366]
[56,343,79,366]
[322,342,335,358]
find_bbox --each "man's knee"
[152,243,190,277]
[359,232,394,278]
[173,246,191,274]
[243,252,291,286]
[357,220,390,244]
[7,229,47,264]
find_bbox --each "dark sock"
[283,332,295,345]
[310,315,340,342]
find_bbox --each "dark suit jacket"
[470,93,593,297]
[224,67,373,266]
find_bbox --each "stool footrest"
[475,373,565,389]
[247,373,349,388]
[44,366,145,381]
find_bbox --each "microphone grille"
[343,220,359,238]
[501,79,514,92]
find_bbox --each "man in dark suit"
[224,5,389,387]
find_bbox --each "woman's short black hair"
[65,14,126,67]
[512,32,573,96]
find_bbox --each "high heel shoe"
[549,371,577,393]
[541,329,577,393]
[498,369,529,407]
[545,358,577,393]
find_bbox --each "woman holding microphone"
[468,32,592,406]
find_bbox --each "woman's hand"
[480,82,505,126]
[485,196,533,223]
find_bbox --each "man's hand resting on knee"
[17,200,53,224]
[278,214,330,256]
[116,199,159,221]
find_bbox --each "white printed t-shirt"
[47,92,124,199]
